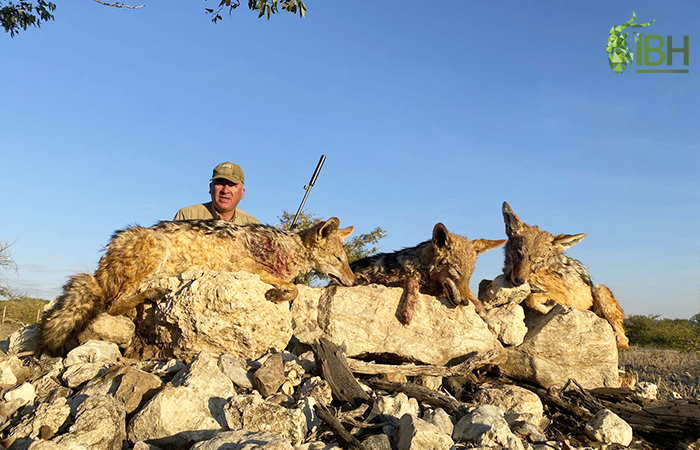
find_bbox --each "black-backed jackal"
[39,218,355,356]
[350,223,505,325]
[502,202,629,349]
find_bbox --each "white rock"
[483,302,528,346]
[585,409,633,446]
[4,382,35,407]
[422,407,454,436]
[396,413,454,450]
[369,392,420,426]
[293,284,503,365]
[190,430,294,450]
[453,404,525,450]
[64,340,121,367]
[500,305,620,389]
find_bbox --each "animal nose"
[514,277,525,286]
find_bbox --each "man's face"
[210,178,245,215]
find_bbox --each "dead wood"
[367,378,465,417]
[313,338,370,405]
[347,349,504,378]
[314,402,367,450]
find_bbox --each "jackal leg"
[108,287,169,316]
[257,272,299,303]
[592,284,629,349]
[398,277,420,325]
[468,290,486,316]
[524,293,558,315]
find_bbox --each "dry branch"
[367,379,465,417]
[314,338,370,405]
[347,349,504,377]
[314,402,367,450]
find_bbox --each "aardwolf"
[38,218,355,356]
[350,223,505,325]
[501,202,629,349]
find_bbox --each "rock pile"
[0,270,694,450]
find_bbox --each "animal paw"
[265,288,291,303]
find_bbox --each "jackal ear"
[337,226,354,241]
[317,217,340,241]
[473,239,506,254]
[553,233,586,250]
[502,202,523,237]
[432,223,451,249]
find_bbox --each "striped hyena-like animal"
[501,201,629,349]
[38,218,355,356]
[350,223,505,325]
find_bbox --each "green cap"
[211,162,244,184]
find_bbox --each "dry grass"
[0,297,49,340]
[619,345,700,401]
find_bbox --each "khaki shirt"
[173,202,260,225]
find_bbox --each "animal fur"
[501,201,629,349]
[38,218,355,356]
[350,223,505,325]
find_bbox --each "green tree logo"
[606,12,655,74]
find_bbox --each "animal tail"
[38,273,106,356]
[592,284,629,349]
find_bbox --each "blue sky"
[1,1,698,319]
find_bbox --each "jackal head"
[502,202,586,286]
[300,217,355,286]
[431,223,505,306]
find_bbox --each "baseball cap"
[211,162,244,184]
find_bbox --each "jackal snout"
[304,217,355,286]
[502,201,586,287]
[432,223,505,306]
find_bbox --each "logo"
[606,12,689,74]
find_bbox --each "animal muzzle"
[442,278,463,306]
[505,270,526,287]
[329,269,355,287]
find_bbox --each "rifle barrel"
[291,155,326,229]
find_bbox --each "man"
[174,162,260,224]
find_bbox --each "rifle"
[290,155,326,229]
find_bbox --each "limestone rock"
[61,362,109,388]
[585,409,633,446]
[472,384,543,426]
[482,302,527,346]
[126,386,221,447]
[292,284,502,365]
[9,396,71,440]
[362,433,393,450]
[253,353,285,397]
[64,341,121,367]
[297,377,332,405]
[218,354,254,389]
[172,351,235,400]
[479,275,531,309]
[453,404,525,450]
[0,355,31,389]
[500,305,620,389]
[422,408,454,436]
[142,270,293,362]
[396,413,454,450]
[190,430,294,450]
[36,394,126,450]
[78,313,135,348]
[224,392,307,446]
[368,392,420,426]
[4,382,35,408]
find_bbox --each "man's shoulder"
[233,209,260,225]
[174,203,216,221]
